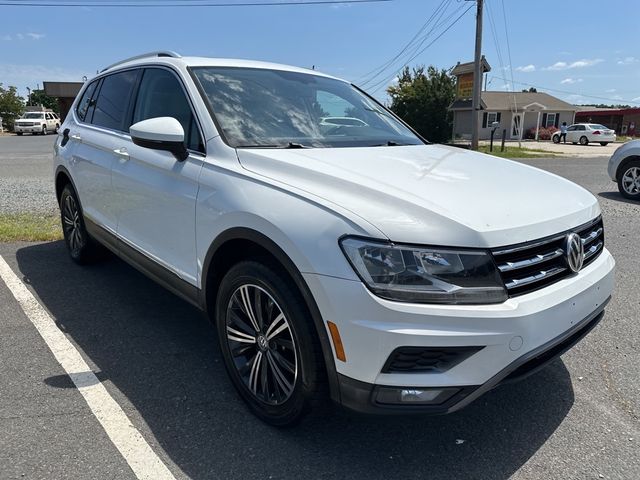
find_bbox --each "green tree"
[0,84,25,131]
[387,66,456,143]
[29,89,60,113]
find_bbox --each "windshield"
[192,67,423,148]
[22,112,45,119]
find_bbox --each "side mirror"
[130,117,188,161]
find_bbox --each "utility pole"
[470,0,484,150]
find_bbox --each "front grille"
[17,122,34,127]
[492,216,604,297]
[382,346,484,374]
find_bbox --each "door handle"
[113,147,130,159]
[70,133,82,141]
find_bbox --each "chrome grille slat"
[582,227,603,245]
[504,266,567,290]
[492,217,604,296]
[584,241,603,261]
[498,248,564,272]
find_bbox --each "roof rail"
[101,51,181,73]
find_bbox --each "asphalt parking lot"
[0,135,638,479]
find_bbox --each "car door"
[566,125,578,143]
[111,67,205,285]
[67,70,140,233]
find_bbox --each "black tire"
[215,260,326,427]
[579,136,588,145]
[552,134,560,144]
[617,159,640,200]
[59,184,104,264]
[600,142,608,146]
[55,124,60,134]
[16,132,23,136]
[572,142,577,145]
[42,126,47,135]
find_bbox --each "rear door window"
[76,80,99,122]
[91,70,139,131]
[132,68,203,152]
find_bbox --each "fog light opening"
[375,386,460,405]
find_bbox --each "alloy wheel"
[225,284,298,405]
[622,166,640,195]
[62,194,84,253]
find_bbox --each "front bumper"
[337,299,607,414]
[14,125,43,133]
[303,247,615,414]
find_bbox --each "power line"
[366,2,473,94]
[355,0,449,86]
[484,0,506,90]
[0,0,393,6]
[490,75,640,105]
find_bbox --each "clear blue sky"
[1,0,639,105]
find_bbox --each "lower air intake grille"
[382,346,484,374]
[492,216,604,297]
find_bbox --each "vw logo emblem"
[565,232,584,273]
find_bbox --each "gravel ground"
[0,134,57,215]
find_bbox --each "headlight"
[340,237,507,305]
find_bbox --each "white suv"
[15,110,60,135]
[53,52,615,426]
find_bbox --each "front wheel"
[600,142,609,146]
[215,261,326,426]
[16,132,23,136]
[618,160,640,200]
[552,134,560,144]
[579,136,588,145]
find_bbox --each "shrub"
[524,125,558,140]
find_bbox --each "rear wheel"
[600,142,608,146]
[42,126,48,136]
[59,184,103,264]
[618,160,640,200]
[579,136,588,145]
[54,124,60,134]
[215,261,326,426]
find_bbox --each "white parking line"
[0,255,177,480]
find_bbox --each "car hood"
[236,144,600,247]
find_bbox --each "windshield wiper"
[369,141,415,147]
[235,142,311,149]
[363,106,392,118]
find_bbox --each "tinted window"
[576,125,586,131]
[76,80,99,122]
[193,67,422,148]
[92,70,138,131]
[132,68,203,152]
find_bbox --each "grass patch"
[478,145,561,158]
[0,213,62,242]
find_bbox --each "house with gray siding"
[450,91,578,141]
